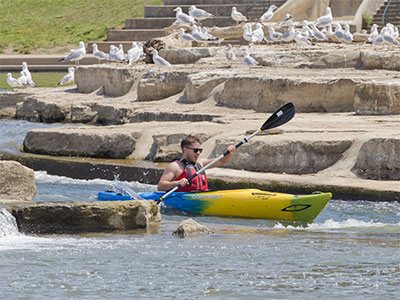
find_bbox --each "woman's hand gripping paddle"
[156,102,295,204]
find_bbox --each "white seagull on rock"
[260,5,277,24]
[92,43,109,63]
[59,41,86,65]
[231,7,247,25]
[316,7,333,27]
[367,24,379,43]
[127,42,141,65]
[174,7,196,25]
[58,67,75,86]
[225,44,236,64]
[178,28,195,42]
[243,51,259,67]
[188,5,213,21]
[152,50,171,67]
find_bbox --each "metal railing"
[215,0,273,27]
[382,0,400,25]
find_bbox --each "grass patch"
[0,0,162,54]
[0,72,74,89]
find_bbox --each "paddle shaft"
[156,129,261,204]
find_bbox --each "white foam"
[34,171,157,191]
[0,209,20,237]
[274,218,400,231]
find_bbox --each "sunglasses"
[187,147,203,154]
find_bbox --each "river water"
[0,120,399,299]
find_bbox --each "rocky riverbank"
[1,43,399,201]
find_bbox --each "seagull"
[281,23,296,42]
[225,43,236,64]
[333,23,345,42]
[284,13,293,22]
[59,41,86,65]
[268,27,283,42]
[250,23,264,44]
[57,67,75,86]
[367,24,379,43]
[188,5,213,21]
[231,7,247,25]
[92,43,108,63]
[109,45,125,62]
[174,7,196,25]
[17,71,27,86]
[21,62,36,87]
[373,28,386,45]
[242,23,253,42]
[127,42,141,65]
[343,24,353,43]
[201,27,220,42]
[301,21,313,38]
[178,28,195,42]
[152,50,171,67]
[243,51,259,67]
[260,5,277,24]
[7,73,23,88]
[294,31,312,46]
[310,23,328,41]
[381,27,400,45]
[316,7,333,27]
[191,25,209,41]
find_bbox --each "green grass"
[0,0,162,54]
[0,72,74,89]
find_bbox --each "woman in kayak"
[157,135,236,192]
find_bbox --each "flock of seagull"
[6,5,400,87]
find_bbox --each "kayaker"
[157,135,236,192]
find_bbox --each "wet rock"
[70,104,97,123]
[173,218,212,238]
[137,71,188,101]
[75,65,136,97]
[16,97,70,123]
[354,82,400,115]
[8,200,161,234]
[91,103,133,125]
[147,133,211,162]
[212,139,353,174]
[180,72,230,103]
[0,161,36,202]
[23,126,136,159]
[0,92,31,118]
[160,48,217,64]
[354,138,400,180]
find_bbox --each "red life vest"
[174,159,208,192]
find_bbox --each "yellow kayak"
[99,189,332,222]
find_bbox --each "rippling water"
[0,120,399,299]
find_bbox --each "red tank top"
[174,159,208,192]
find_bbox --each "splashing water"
[0,208,19,237]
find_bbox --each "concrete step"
[163,0,256,5]
[125,16,233,29]
[0,55,99,72]
[107,29,167,41]
[144,4,248,18]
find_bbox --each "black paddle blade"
[260,103,295,131]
